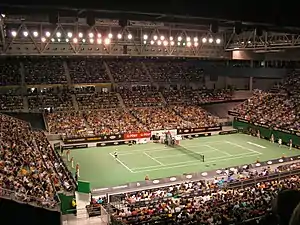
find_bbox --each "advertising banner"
[150,129,177,137]
[123,131,151,140]
[64,134,123,144]
[177,126,222,135]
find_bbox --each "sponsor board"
[62,144,88,150]
[177,126,222,135]
[150,129,177,138]
[64,134,123,144]
[219,130,238,135]
[123,131,151,140]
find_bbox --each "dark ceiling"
[0,1,299,28]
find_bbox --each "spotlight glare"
[186,37,191,42]
[11,31,17,37]
[66,38,69,42]
[88,33,94,38]
[51,38,55,42]
[143,34,148,40]
[33,31,38,37]
[170,41,175,46]
[153,35,158,40]
[73,37,78,43]
[150,40,154,45]
[194,42,199,47]
[202,37,207,43]
[108,33,113,39]
[163,40,168,46]
[216,38,221,44]
[117,34,122,39]
[194,37,198,42]
[187,42,192,47]
[169,36,173,41]
[23,31,28,37]
[89,39,94,44]
[97,33,101,38]
[127,34,132,39]
[41,37,46,42]
[78,32,83,38]
[67,32,72,38]
[160,35,165,40]
[143,40,147,44]
[209,38,213,43]
[178,36,182,41]
[57,38,61,42]
[97,38,102,44]
[56,32,61,38]
[157,40,162,45]
[82,39,86,43]
[104,38,110,45]
[45,31,51,37]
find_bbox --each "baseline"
[132,152,260,173]
[131,151,259,171]
[225,141,262,154]
[109,153,134,173]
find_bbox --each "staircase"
[116,93,126,108]
[103,61,115,83]
[159,91,167,105]
[141,62,155,83]
[23,96,29,112]
[71,94,79,111]
[63,61,72,85]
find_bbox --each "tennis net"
[172,144,204,162]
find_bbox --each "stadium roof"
[0,1,299,28]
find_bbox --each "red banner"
[124,132,151,140]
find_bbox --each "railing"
[0,187,60,212]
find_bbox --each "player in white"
[278,138,282,147]
[270,134,274,143]
[289,139,293,150]
[114,150,118,159]
[257,130,260,139]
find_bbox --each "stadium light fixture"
[117,34,122,39]
[33,31,38,37]
[51,38,55,42]
[177,42,180,46]
[56,32,61,38]
[170,41,175,46]
[11,31,17,37]
[82,39,86,43]
[157,40,162,45]
[45,31,51,37]
[153,35,158,40]
[178,36,182,41]
[160,35,165,40]
[41,37,46,42]
[108,33,113,39]
[143,40,147,44]
[66,38,69,42]
[127,34,132,39]
[186,37,191,42]
[104,38,110,45]
[23,31,28,37]
[89,39,94,44]
[97,38,102,44]
[150,40,154,45]
[194,37,198,42]
[143,34,148,40]
[163,40,168,46]
[97,33,101,38]
[187,42,192,47]
[88,33,94,38]
[208,38,213,43]
[78,32,83,38]
[194,42,199,47]
[216,38,221,44]
[67,32,72,38]
[202,37,207,43]
[73,37,78,43]
[57,38,61,42]
[169,36,173,41]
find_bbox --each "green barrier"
[58,193,76,215]
[78,180,91,194]
[233,118,300,146]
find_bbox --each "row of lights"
[10,31,222,45]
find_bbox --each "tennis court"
[65,133,300,188]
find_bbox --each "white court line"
[153,149,217,159]
[132,153,260,173]
[247,142,266,149]
[118,141,226,156]
[225,141,262,154]
[131,152,258,170]
[143,152,165,166]
[109,153,134,173]
[205,145,232,156]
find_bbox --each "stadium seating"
[0,114,75,209]
[24,58,67,85]
[0,58,21,86]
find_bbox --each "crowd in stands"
[0,89,23,111]
[233,70,300,130]
[0,59,21,86]
[76,91,119,110]
[111,162,300,225]
[108,59,150,82]
[0,114,75,209]
[68,58,110,83]
[24,58,67,85]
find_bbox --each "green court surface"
[65,133,300,188]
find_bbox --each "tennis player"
[114,151,118,159]
[278,138,282,147]
[270,134,274,143]
[289,139,293,150]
